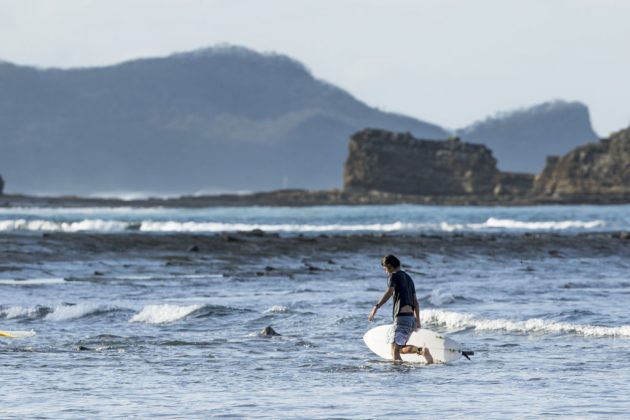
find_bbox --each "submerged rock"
[260,326,280,337]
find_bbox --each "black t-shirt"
[387,270,416,319]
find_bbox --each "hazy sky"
[1,0,629,135]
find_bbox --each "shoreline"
[2,189,630,208]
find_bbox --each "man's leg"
[400,345,434,364]
[390,343,402,361]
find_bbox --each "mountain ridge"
[0,46,600,195]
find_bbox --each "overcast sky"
[1,0,629,135]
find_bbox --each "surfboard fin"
[462,351,474,360]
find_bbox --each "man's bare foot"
[417,347,434,364]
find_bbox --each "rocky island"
[344,129,532,197]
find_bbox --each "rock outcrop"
[344,129,506,196]
[0,174,4,195]
[532,127,630,198]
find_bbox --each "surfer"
[368,254,433,364]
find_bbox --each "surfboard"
[0,330,37,339]
[363,325,471,363]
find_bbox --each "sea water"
[0,204,628,234]
[1,205,629,418]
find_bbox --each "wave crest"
[129,304,203,324]
[44,303,115,321]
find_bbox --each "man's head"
[381,254,401,274]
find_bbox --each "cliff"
[532,126,630,198]
[343,129,528,196]
[457,101,599,173]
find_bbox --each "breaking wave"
[44,303,118,321]
[1,304,115,321]
[0,217,607,234]
[0,278,66,285]
[0,305,51,319]
[0,219,129,232]
[129,304,204,324]
[422,309,630,338]
[441,217,606,231]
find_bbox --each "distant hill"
[0,46,448,195]
[457,101,599,173]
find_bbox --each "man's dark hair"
[381,254,401,268]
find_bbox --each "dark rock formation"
[457,101,599,173]
[532,127,630,198]
[0,46,447,195]
[0,174,3,194]
[344,129,501,195]
[260,326,280,337]
[493,172,534,196]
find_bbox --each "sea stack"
[531,126,630,200]
[343,129,532,196]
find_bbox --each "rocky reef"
[344,129,533,197]
[532,126,630,199]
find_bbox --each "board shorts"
[386,315,416,346]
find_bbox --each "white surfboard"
[363,325,471,363]
[0,330,37,339]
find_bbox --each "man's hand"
[368,306,378,322]
[416,318,421,331]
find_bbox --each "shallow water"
[1,205,630,418]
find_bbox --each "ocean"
[1,204,629,418]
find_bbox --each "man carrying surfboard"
[368,255,433,364]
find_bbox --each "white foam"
[138,220,424,233]
[441,218,606,232]
[0,217,608,234]
[0,306,40,319]
[0,219,129,232]
[44,303,108,321]
[0,278,66,285]
[264,305,290,313]
[422,309,630,338]
[129,304,202,324]
[112,274,222,281]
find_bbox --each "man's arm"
[368,287,393,321]
[414,292,421,330]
